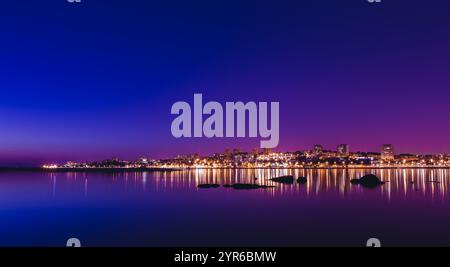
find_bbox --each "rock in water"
[351,174,385,188]
[270,175,294,184]
[197,184,220,189]
[297,177,307,184]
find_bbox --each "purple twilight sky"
[1,0,450,166]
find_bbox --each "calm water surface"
[0,168,450,246]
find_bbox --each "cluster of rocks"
[350,174,385,188]
[198,174,386,190]
[269,175,307,184]
[197,175,308,190]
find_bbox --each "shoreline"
[1,166,450,172]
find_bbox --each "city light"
[41,144,450,170]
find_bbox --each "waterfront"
[1,168,450,246]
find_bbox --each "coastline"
[1,166,450,172]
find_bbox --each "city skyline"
[5,141,450,168]
[42,143,450,170]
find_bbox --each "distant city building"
[337,144,349,157]
[381,144,394,161]
[224,148,231,159]
[313,145,323,156]
[263,148,272,155]
[138,157,148,164]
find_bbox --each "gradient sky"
[1,0,450,166]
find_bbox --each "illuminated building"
[313,145,323,156]
[263,148,272,155]
[381,144,394,161]
[337,144,349,157]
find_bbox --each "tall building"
[381,144,394,160]
[337,144,349,157]
[263,148,272,155]
[313,145,323,156]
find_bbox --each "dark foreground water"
[0,168,450,246]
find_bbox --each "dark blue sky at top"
[1,0,450,165]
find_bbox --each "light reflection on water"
[2,168,450,246]
[48,168,450,200]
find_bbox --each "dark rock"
[197,184,220,189]
[351,174,385,188]
[297,177,307,184]
[223,183,275,190]
[270,175,294,184]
